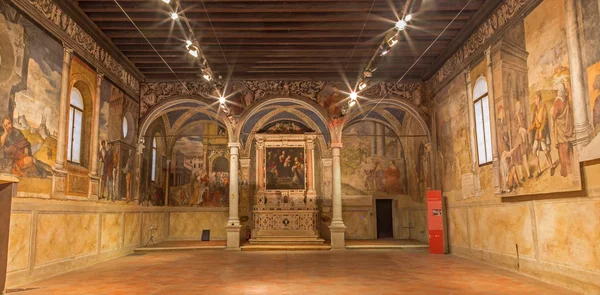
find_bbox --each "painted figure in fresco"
[552,82,574,177]
[98,140,107,199]
[513,99,532,180]
[291,157,304,187]
[364,164,377,191]
[122,149,134,203]
[0,116,51,178]
[383,160,403,194]
[323,87,344,116]
[529,91,553,177]
[112,146,119,201]
[593,75,600,135]
[501,139,522,193]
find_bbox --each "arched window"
[67,88,84,164]
[473,76,492,165]
[151,137,157,181]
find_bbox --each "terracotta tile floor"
[9,250,578,295]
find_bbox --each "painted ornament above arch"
[140,80,425,118]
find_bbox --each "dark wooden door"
[376,199,393,239]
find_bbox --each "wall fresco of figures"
[0,16,61,194]
[495,0,581,195]
[340,120,428,203]
[579,0,600,161]
[167,124,230,207]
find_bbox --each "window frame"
[473,76,493,166]
[151,137,157,182]
[67,88,84,164]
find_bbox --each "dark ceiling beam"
[86,10,475,22]
[111,38,447,46]
[103,29,460,39]
[94,21,467,31]
[79,2,483,13]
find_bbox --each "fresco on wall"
[0,16,61,193]
[578,0,600,161]
[265,147,305,190]
[497,0,581,196]
[168,128,230,207]
[341,122,408,197]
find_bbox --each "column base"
[329,222,346,250]
[225,224,242,250]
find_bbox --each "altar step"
[241,244,331,251]
[248,236,326,245]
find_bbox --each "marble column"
[305,136,317,206]
[164,159,171,206]
[463,68,477,172]
[54,46,74,172]
[375,123,385,156]
[226,142,241,250]
[370,122,377,155]
[256,139,265,193]
[485,47,501,194]
[329,143,346,250]
[564,0,592,147]
[90,72,104,177]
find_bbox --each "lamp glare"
[219,96,226,104]
[395,20,407,31]
[350,92,358,100]
[404,14,412,22]
[170,12,179,20]
[161,0,170,3]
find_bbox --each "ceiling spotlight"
[188,46,199,57]
[203,73,212,81]
[219,96,226,104]
[348,99,356,107]
[350,92,358,100]
[395,20,407,31]
[404,14,412,22]
[186,40,192,46]
[380,49,390,56]
[386,33,399,47]
[358,82,368,91]
[170,12,179,20]
[161,0,170,3]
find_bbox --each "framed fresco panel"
[265,147,306,190]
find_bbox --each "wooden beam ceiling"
[72,0,499,81]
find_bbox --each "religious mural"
[168,125,230,207]
[0,16,61,193]
[495,0,582,196]
[340,122,408,197]
[579,0,600,161]
[265,147,305,190]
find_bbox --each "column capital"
[240,158,251,168]
[484,46,493,66]
[62,44,74,54]
[331,142,343,149]
[228,142,241,148]
[463,67,472,84]
[96,71,105,81]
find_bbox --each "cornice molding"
[426,0,543,97]
[9,0,142,99]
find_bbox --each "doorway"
[376,199,393,239]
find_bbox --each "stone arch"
[138,96,233,145]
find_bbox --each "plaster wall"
[431,0,600,293]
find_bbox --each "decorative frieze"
[429,0,535,95]
[140,80,423,118]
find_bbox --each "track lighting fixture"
[358,81,368,91]
[170,12,179,20]
[203,73,212,81]
[188,46,199,57]
[404,14,412,22]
